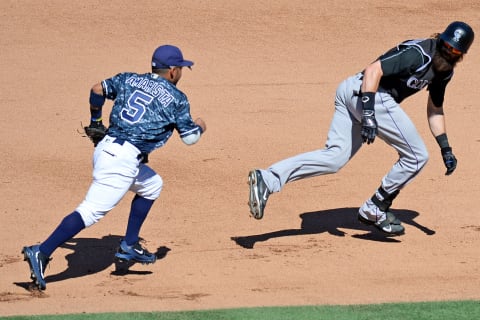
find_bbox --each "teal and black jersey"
[101,72,201,153]
[377,38,452,105]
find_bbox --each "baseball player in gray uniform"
[248,21,474,236]
[22,45,206,290]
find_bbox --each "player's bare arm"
[427,94,457,175]
[427,95,447,137]
[361,60,383,93]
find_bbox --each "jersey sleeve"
[427,72,452,107]
[174,96,202,139]
[101,73,126,100]
[379,46,426,77]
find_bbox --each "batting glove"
[361,110,378,144]
[441,147,457,175]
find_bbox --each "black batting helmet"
[439,21,474,53]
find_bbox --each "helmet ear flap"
[439,21,475,54]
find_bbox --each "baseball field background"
[1,0,479,318]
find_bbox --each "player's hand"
[361,110,378,144]
[195,117,206,133]
[441,147,457,175]
[84,121,107,147]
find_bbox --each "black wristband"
[361,92,375,111]
[435,133,450,149]
[441,147,452,154]
[90,89,106,108]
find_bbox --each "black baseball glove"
[84,121,107,146]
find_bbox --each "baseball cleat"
[358,201,404,236]
[114,240,157,264]
[358,210,402,225]
[22,245,50,290]
[358,213,405,235]
[248,169,270,219]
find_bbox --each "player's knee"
[330,162,346,173]
[76,206,108,227]
[141,175,163,200]
[403,149,429,175]
[75,201,111,227]
[330,154,350,173]
[322,146,350,173]
[417,150,429,171]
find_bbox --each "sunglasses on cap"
[442,41,463,55]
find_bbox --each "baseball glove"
[84,122,107,146]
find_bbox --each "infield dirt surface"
[1,0,479,316]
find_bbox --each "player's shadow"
[15,235,170,290]
[231,207,435,249]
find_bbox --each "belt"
[112,138,149,164]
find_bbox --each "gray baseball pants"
[259,73,429,197]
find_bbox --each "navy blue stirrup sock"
[124,195,154,246]
[39,211,86,257]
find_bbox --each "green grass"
[2,300,479,320]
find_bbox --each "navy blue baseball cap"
[151,45,194,69]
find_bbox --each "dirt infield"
[1,0,479,316]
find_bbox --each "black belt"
[112,138,149,164]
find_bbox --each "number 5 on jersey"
[121,90,153,123]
